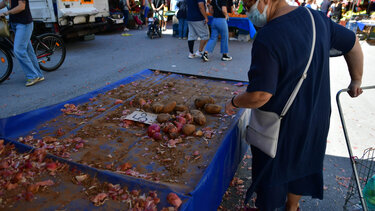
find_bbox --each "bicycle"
[0,32,66,83]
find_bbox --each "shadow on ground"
[219,148,374,210]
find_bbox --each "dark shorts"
[255,173,323,211]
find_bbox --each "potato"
[138,98,146,106]
[162,101,177,113]
[175,104,189,112]
[204,104,222,114]
[182,124,196,135]
[156,113,171,123]
[195,96,215,109]
[152,103,164,113]
[191,110,206,125]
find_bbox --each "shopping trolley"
[337,85,375,211]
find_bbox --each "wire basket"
[344,148,375,211]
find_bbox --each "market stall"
[207,14,257,39]
[0,69,249,210]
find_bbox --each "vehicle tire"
[0,46,13,83]
[35,34,66,72]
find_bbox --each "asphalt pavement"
[0,25,374,210]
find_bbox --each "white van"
[29,0,123,38]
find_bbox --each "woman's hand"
[225,99,237,115]
[347,80,363,97]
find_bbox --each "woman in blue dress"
[225,0,364,210]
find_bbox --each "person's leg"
[25,23,44,78]
[187,21,197,56]
[287,173,324,211]
[217,19,229,54]
[188,40,195,53]
[12,23,41,81]
[204,19,219,54]
[286,193,301,211]
[178,18,183,38]
[182,19,188,38]
[123,9,130,30]
[197,20,210,53]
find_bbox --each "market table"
[356,20,375,31]
[207,16,257,39]
[0,69,249,210]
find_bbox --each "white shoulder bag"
[246,7,316,158]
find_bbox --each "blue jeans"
[122,9,129,26]
[11,22,43,80]
[178,18,188,38]
[205,18,229,54]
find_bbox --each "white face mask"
[246,0,268,27]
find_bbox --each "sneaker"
[123,27,129,32]
[221,54,232,61]
[183,37,188,40]
[37,77,45,82]
[201,52,209,62]
[25,78,40,87]
[195,50,203,57]
[178,37,181,40]
[188,53,196,59]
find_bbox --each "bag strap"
[280,7,316,118]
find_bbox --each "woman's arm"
[1,0,26,16]
[198,2,208,23]
[221,5,228,19]
[225,91,272,115]
[344,36,364,97]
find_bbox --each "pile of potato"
[145,96,223,141]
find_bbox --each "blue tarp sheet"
[208,16,257,39]
[0,69,248,210]
[357,21,375,31]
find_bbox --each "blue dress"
[245,7,355,210]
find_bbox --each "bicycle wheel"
[34,34,66,72]
[0,46,13,83]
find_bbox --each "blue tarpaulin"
[0,69,248,210]
[208,16,257,39]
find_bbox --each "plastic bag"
[0,17,10,37]
[363,174,375,209]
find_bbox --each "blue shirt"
[246,7,355,189]
[187,0,206,21]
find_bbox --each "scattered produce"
[191,110,206,125]
[138,98,147,107]
[162,101,177,113]
[182,124,196,136]
[194,96,215,109]
[194,130,204,137]
[148,124,161,138]
[167,193,182,208]
[204,104,222,114]
[175,104,189,112]
[152,102,164,113]
[157,113,171,123]
[114,99,123,105]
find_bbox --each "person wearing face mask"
[225,0,364,210]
